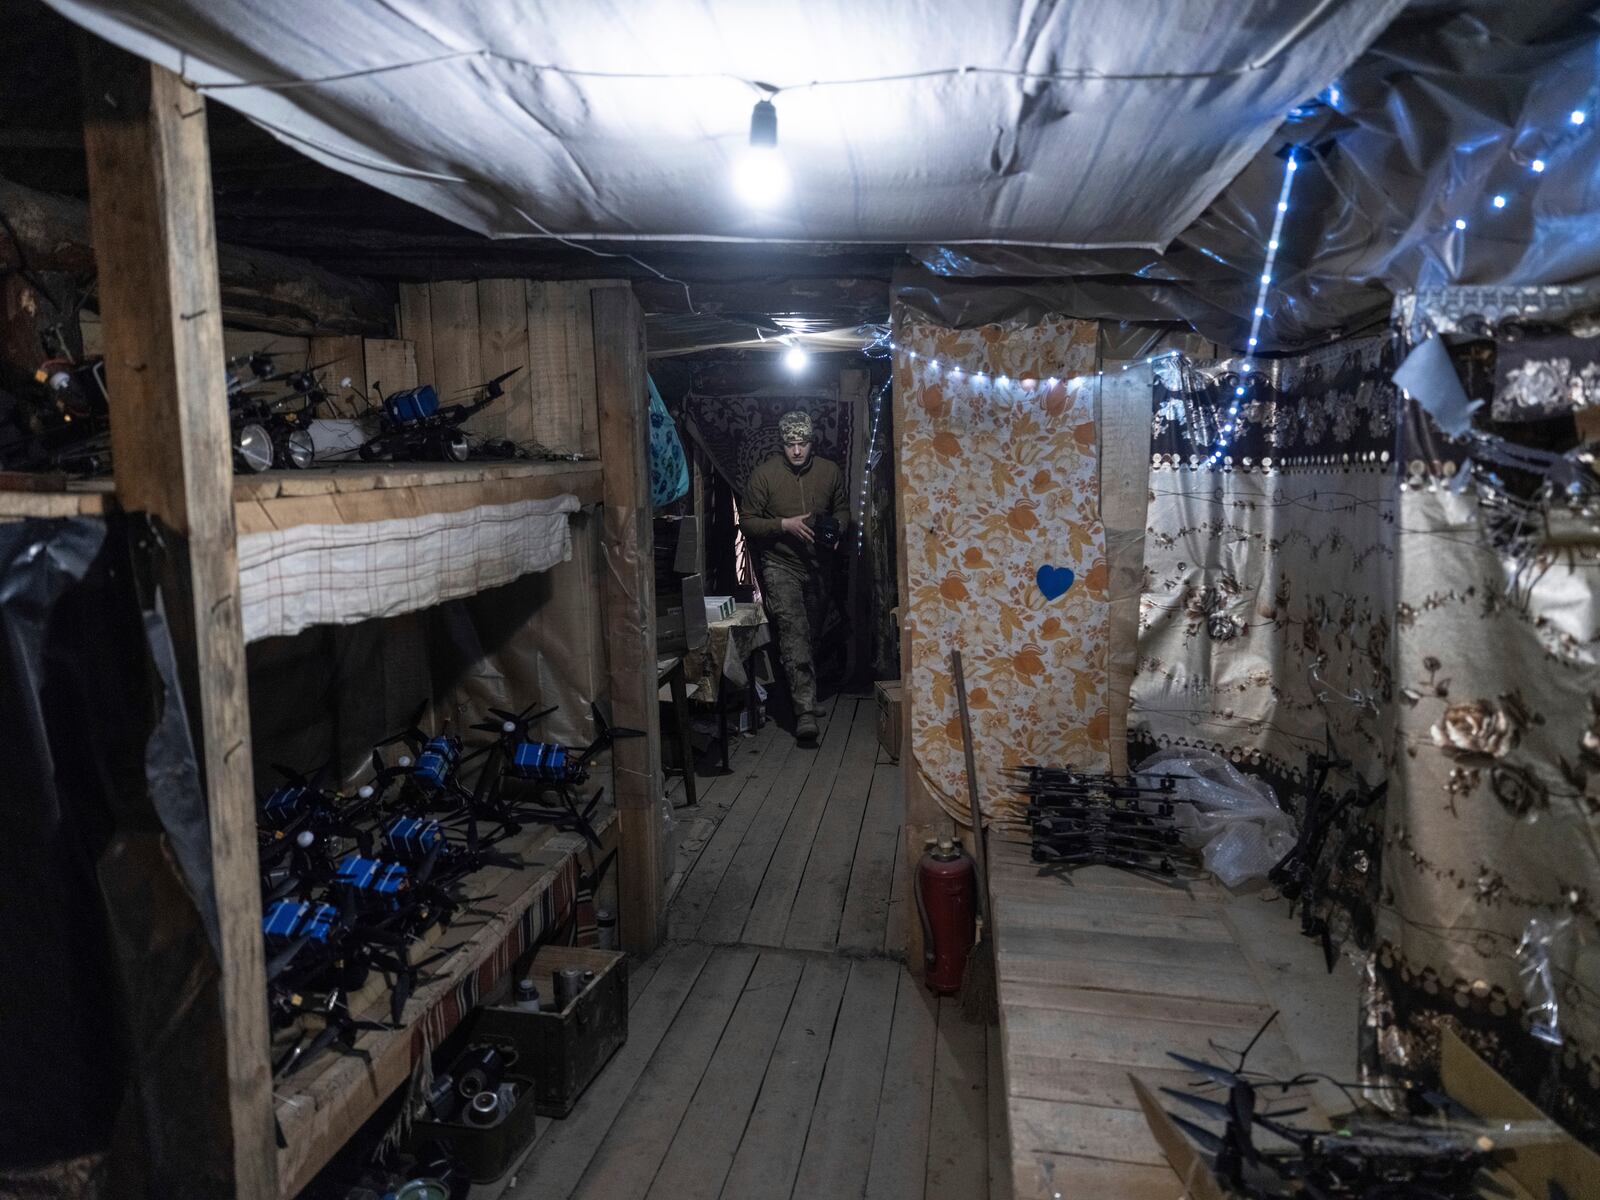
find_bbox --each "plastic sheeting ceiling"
[907,3,1600,349]
[47,0,1401,250]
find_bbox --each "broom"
[952,650,999,1025]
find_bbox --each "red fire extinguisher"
[917,836,976,994]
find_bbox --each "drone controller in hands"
[811,513,842,550]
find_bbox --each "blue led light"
[1248,337,1258,346]
[1286,158,1298,172]
[1328,86,1340,106]
[1235,386,1245,396]
[1572,110,1587,126]
[1532,158,1547,173]
[1260,273,1271,284]
[1454,217,1467,230]
[1268,239,1279,250]
[1277,201,1288,212]
[1492,195,1507,209]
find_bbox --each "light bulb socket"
[750,99,778,149]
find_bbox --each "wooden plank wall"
[399,278,662,948]
[398,279,600,454]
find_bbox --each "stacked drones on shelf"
[1013,764,1197,876]
[259,700,638,1079]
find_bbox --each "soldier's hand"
[781,515,815,543]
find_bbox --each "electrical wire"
[187,3,1347,97]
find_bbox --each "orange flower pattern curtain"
[892,316,1109,825]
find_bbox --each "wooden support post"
[592,286,665,952]
[80,48,276,1198]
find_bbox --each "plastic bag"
[1515,915,1574,1046]
[1134,748,1298,888]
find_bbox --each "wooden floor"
[986,830,1362,1200]
[504,697,1003,1200]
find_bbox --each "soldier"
[742,410,850,742]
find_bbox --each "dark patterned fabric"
[1493,330,1600,420]
[1134,337,1398,955]
[682,387,849,498]
[1378,331,1600,1145]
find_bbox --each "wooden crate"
[475,945,628,1117]
[875,680,903,761]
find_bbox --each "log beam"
[0,174,392,336]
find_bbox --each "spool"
[552,967,587,1011]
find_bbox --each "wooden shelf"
[0,459,602,528]
[273,807,615,1199]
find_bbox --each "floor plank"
[863,970,938,1200]
[836,755,903,955]
[710,699,856,945]
[987,1024,1011,1200]
[644,950,806,1200]
[570,947,759,1199]
[668,720,801,940]
[791,957,902,1198]
[719,955,852,1200]
[508,943,712,1199]
[693,706,847,944]
[925,998,989,1200]
[741,699,862,946]
[783,708,882,951]
[883,821,908,960]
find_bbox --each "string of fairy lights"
[829,78,1598,515]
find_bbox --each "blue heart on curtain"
[1036,564,1075,601]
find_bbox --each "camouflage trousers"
[761,560,824,714]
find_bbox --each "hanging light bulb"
[734,97,789,208]
[783,342,808,373]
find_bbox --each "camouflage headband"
[779,410,814,443]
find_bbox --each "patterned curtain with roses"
[1375,314,1600,1145]
[1131,337,1399,949]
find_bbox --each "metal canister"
[513,978,541,1013]
[455,1043,506,1098]
[552,966,587,1011]
[595,908,618,950]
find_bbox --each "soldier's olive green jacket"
[741,453,850,574]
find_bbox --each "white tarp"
[48,0,1404,250]
[237,493,579,641]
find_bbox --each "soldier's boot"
[792,668,819,742]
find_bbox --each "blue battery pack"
[413,736,460,792]
[510,740,569,782]
[263,899,309,943]
[386,815,444,859]
[335,854,409,904]
[301,902,337,943]
[262,783,308,825]
[385,385,439,423]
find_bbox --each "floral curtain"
[892,315,1108,825]
[1131,337,1399,945]
[1375,327,1600,1145]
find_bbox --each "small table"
[683,603,772,771]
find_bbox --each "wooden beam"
[0,174,393,336]
[592,285,665,952]
[80,47,276,1198]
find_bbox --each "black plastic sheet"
[0,514,230,1197]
